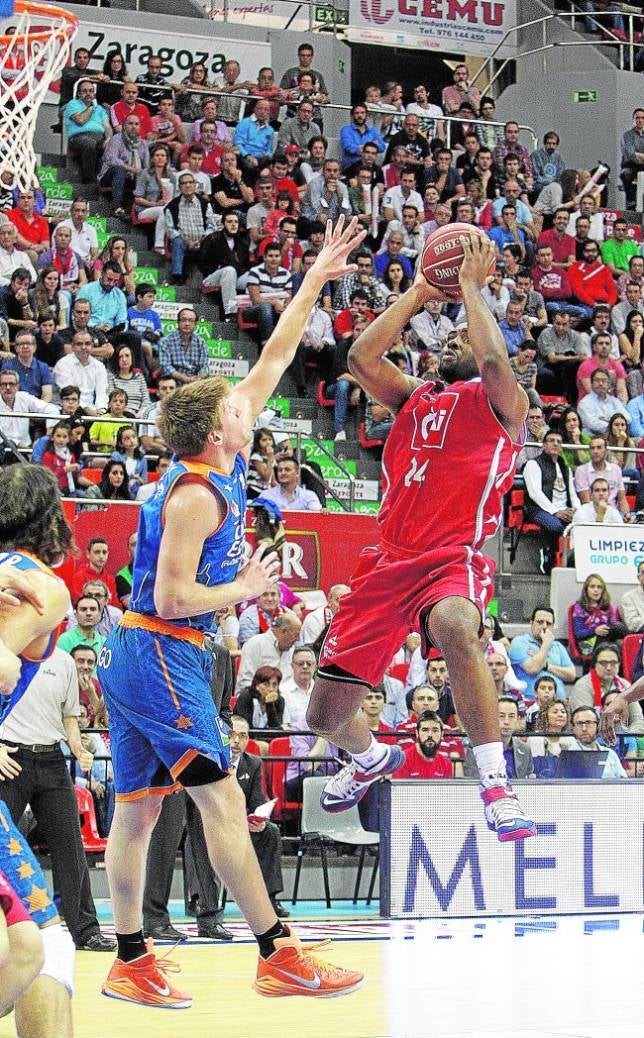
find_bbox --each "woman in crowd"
[175,61,214,122]
[382,260,411,299]
[233,666,287,730]
[40,421,82,496]
[96,50,129,108]
[94,459,131,501]
[570,574,626,664]
[93,236,136,299]
[618,309,643,375]
[111,425,148,496]
[558,406,591,471]
[533,168,579,227]
[247,427,278,500]
[530,700,575,777]
[605,412,638,481]
[107,342,150,416]
[133,144,175,253]
[32,266,69,329]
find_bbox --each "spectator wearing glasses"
[508,607,576,703]
[0,368,58,446]
[64,79,111,184]
[277,100,321,153]
[568,705,628,778]
[522,432,580,574]
[164,172,217,285]
[577,368,631,437]
[158,308,208,383]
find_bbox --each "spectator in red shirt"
[532,243,593,321]
[8,189,50,265]
[266,153,300,211]
[536,208,576,269]
[71,536,118,606]
[258,215,303,272]
[179,121,226,176]
[334,290,375,341]
[394,711,454,779]
[110,82,152,137]
[569,240,618,308]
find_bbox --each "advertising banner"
[383,780,642,918]
[347,0,517,58]
[572,524,644,584]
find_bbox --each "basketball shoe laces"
[325,760,365,799]
[145,940,183,982]
[287,938,348,982]
[481,785,525,827]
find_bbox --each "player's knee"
[427,599,481,654]
[39,924,74,997]
[11,922,45,984]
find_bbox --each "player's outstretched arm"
[599,673,644,744]
[235,216,367,421]
[348,274,449,412]
[459,235,528,437]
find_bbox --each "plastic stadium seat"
[359,421,385,449]
[316,381,334,408]
[622,634,643,682]
[266,737,302,821]
[74,785,107,853]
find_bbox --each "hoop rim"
[0,1,78,45]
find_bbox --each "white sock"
[353,734,388,770]
[473,742,507,787]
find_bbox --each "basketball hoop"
[0,0,78,191]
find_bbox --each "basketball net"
[0,1,78,191]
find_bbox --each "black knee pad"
[180,754,229,787]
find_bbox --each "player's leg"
[105,797,163,935]
[427,595,536,842]
[186,774,363,998]
[15,972,73,1038]
[306,675,373,753]
[0,918,43,1013]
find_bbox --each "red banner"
[68,505,379,594]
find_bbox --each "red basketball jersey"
[378,378,523,555]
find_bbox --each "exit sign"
[574,90,598,103]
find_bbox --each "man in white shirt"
[262,457,322,511]
[236,613,302,691]
[573,476,624,525]
[53,330,109,415]
[0,222,36,286]
[57,198,99,273]
[139,375,176,456]
[301,584,351,644]
[566,195,605,241]
[574,437,630,517]
[0,368,58,446]
[410,299,454,351]
[281,645,316,729]
[382,169,423,224]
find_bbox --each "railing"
[473,9,644,94]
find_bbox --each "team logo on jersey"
[231,500,240,517]
[410,390,458,451]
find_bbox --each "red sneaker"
[102,946,192,1009]
[254,933,363,998]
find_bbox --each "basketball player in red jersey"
[309,235,537,840]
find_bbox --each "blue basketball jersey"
[130,455,247,633]
[0,551,57,724]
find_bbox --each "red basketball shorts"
[318,542,494,687]
[0,871,31,927]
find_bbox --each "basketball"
[420,223,495,297]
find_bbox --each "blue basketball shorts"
[97,625,231,801]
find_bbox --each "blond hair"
[157,377,229,457]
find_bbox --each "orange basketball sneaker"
[254,932,364,998]
[102,945,192,1009]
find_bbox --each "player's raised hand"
[236,542,281,600]
[459,234,497,291]
[310,216,367,282]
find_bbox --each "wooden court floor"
[0,940,383,1038]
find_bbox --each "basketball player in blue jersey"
[0,464,77,1037]
[98,217,366,1009]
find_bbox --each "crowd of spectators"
[4,41,644,921]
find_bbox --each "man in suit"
[464,698,535,779]
[231,716,288,918]
[142,643,236,941]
